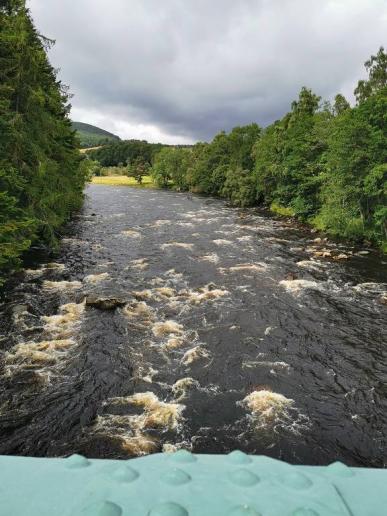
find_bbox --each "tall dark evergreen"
[0,1,87,281]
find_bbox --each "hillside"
[72,121,120,148]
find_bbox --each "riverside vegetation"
[0,1,89,283]
[149,49,386,250]
[88,48,387,251]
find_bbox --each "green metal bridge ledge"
[0,450,384,515]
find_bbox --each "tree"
[150,147,191,189]
[354,46,387,104]
[333,94,350,115]
[184,124,260,196]
[81,158,101,180]
[127,157,149,184]
[150,148,172,188]
[0,0,24,15]
[255,87,327,218]
[0,1,86,281]
[315,88,387,242]
[221,166,256,207]
[291,86,321,115]
[87,139,163,167]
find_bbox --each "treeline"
[86,140,166,167]
[0,1,87,282]
[150,48,386,248]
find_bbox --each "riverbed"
[0,185,386,466]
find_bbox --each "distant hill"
[72,122,120,148]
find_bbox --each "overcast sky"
[28,0,386,144]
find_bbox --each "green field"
[91,175,155,188]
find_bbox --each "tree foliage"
[147,49,386,248]
[150,147,191,189]
[354,46,387,104]
[0,1,86,281]
[254,87,331,219]
[87,140,165,167]
[126,157,150,184]
[151,124,261,206]
[315,88,387,241]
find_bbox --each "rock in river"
[85,294,127,310]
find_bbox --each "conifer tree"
[0,1,86,282]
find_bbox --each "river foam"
[161,242,194,251]
[92,391,186,456]
[4,300,85,381]
[42,280,82,291]
[239,389,310,436]
[181,346,210,365]
[84,272,110,283]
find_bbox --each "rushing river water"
[0,184,386,466]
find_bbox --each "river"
[0,184,386,466]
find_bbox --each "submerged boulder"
[85,294,127,310]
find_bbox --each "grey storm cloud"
[28,0,387,143]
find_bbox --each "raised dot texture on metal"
[81,500,122,516]
[65,454,91,469]
[162,468,191,486]
[170,450,197,463]
[326,461,354,477]
[148,501,189,516]
[111,465,139,482]
[228,468,260,487]
[279,471,313,489]
[227,450,253,465]
[0,450,381,515]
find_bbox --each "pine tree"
[0,1,86,282]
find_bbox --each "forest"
[0,1,87,283]
[87,140,166,168]
[148,48,386,249]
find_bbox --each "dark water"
[0,185,386,466]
